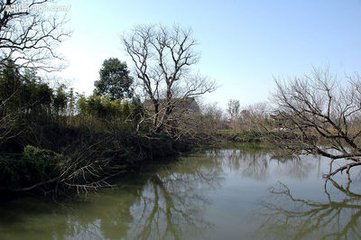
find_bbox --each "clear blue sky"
[57,0,361,109]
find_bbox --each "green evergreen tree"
[94,58,133,100]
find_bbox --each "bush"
[22,145,62,181]
[0,145,63,189]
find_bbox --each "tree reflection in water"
[206,148,317,181]
[1,147,349,240]
[126,156,223,240]
[260,178,361,240]
[51,155,223,240]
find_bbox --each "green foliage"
[78,95,140,120]
[0,60,192,196]
[94,58,133,100]
[20,71,53,118]
[0,62,54,119]
[53,84,68,115]
[22,145,61,181]
[0,145,63,188]
[131,97,145,124]
[0,60,22,109]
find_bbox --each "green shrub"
[0,146,63,188]
[22,145,62,181]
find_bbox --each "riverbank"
[0,117,284,198]
[0,121,196,197]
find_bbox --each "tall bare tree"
[0,0,70,71]
[227,99,240,119]
[227,99,240,129]
[123,25,216,134]
[272,68,361,179]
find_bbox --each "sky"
[56,0,361,110]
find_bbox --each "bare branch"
[123,24,216,135]
[0,0,71,72]
[271,68,361,177]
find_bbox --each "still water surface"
[1,147,361,240]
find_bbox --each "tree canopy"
[94,58,133,100]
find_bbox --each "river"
[1,146,361,240]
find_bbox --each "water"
[1,147,361,240]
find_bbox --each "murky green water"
[1,147,361,240]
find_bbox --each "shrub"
[0,145,63,189]
[22,145,62,182]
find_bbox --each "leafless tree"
[272,68,361,179]
[0,0,70,71]
[227,99,240,129]
[239,102,270,132]
[173,102,226,141]
[123,24,216,134]
[227,99,240,119]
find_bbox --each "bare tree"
[174,102,225,141]
[123,24,216,134]
[227,99,240,129]
[227,99,240,119]
[0,0,70,71]
[239,102,270,132]
[272,68,361,179]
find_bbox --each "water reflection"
[259,178,361,240]
[126,157,223,240]
[206,148,318,180]
[1,147,361,239]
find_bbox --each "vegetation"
[222,69,361,181]
[272,69,361,180]
[123,25,216,135]
[0,0,70,71]
[0,59,196,195]
[0,2,219,196]
[94,58,134,100]
[1,1,360,199]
